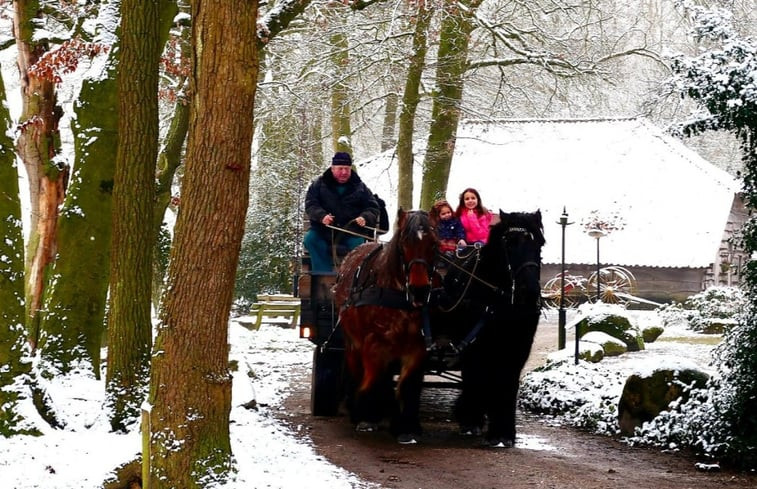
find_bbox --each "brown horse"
[332,209,437,444]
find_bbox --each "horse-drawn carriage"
[298,209,545,446]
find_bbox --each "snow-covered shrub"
[520,359,625,436]
[626,306,757,468]
[694,286,757,468]
[231,296,253,316]
[567,397,620,436]
[649,0,757,465]
[657,286,744,333]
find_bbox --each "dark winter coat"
[305,168,379,239]
[437,217,466,252]
[438,217,466,241]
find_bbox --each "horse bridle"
[503,227,542,307]
[438,226,541,310]
[398,230,436,305]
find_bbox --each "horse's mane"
[471,210,544,287]
[491,210,546,247]
[373,210,433,287]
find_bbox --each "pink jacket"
[459,209,493,244]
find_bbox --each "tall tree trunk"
[105,0,164,433]
[419,0,480,210]
[146,1,259,485]
[381,92,398,152]
[330,30,352,152]
[152,99,189,310]
[397,2,432,210]
[0,69,37,437]
[14,0,66,348]
[36,5,120,386]
[153,10,191,310]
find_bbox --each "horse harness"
[438,226,542,351]
[343,243,434,311]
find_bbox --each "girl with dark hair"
[456,187,493,245]
[430,199,467,254]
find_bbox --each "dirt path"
[279,315,757,489]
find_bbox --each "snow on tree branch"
[667,0,757,138]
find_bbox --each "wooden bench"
[240,294,301,330]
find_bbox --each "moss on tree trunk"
[330,29,352,152]
[14,0,65,349]
[419,0,479,210]
[396,3,432,210]
[146,1,259,486]
[0,70,37,437]
[36,71,118,380]
[106,0,177,434]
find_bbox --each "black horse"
[433,210,545,447]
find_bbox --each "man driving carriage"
[303,152,380,272]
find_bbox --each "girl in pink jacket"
[456,187,493,245]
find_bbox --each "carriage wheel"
[310,346,344,416]
[587,266,637,304]
[541,276,562,309]
[541,274,581,309]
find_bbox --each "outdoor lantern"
[587,227,606,303]
[557,207,572,350]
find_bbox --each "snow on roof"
[356,117,741,268]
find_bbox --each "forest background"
[0,0,755,487]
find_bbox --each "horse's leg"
[352,341,389,432]
[484,370,519,447]
[455,342,486,435]
[343,343,363,425]
[391,348,425,443]
[486,317,539,447]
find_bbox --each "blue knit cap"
[332,152,352,166]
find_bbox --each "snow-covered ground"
[1,323,376,489]
[520,306,720,439]
[1,308,719,488]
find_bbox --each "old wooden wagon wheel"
[541,271,586,309]
[587,266,637,304]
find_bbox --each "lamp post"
[557,207,573,350]
[587,228,606,303]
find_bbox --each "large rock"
[576,313,645,352]
[699,318,734,335]
[642,326,664,343]
[544,342,604,365]
[618,361,709,436]
[581,331,628,356]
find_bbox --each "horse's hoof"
[397,433,418,444]
[355,421,379,432]
[459,425,482,436]
[485,437,514,448]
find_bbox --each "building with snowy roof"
[356,117,748,303]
